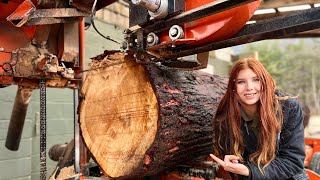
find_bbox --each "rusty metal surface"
[59,22,79,63]
[0,21,33,52]
[0,76,13,87]
[7,7,90,26]
[0,20,34,86]
[31,25,51,49]
[0,62,12,75]
[25,8,90,25]
[10,78,76,89]
[0,61,14,85]
[26,17,78,25]
[46,78,70,87]
[29,8,90,18]
[37,0,69,8]
[6,0,36,27]
[1,2,81,89]
[11,48,76,85]
[60,50,78,62]
[11,47,41,77]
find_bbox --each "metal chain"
[39,79,47,180]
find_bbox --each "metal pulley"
[169,25,184,41]
[146,32,159,46]
[131,0,168,19]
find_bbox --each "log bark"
[79,51,227,178]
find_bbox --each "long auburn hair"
[213,58,283,171]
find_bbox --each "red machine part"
[6,0,36,27]
[0,1,36,86]
[158,0,262,47]
[306,169,320,180]
[304,137,320,180]
[0,0,85,88]
[304,137,320,166]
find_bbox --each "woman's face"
[235,68,261,108]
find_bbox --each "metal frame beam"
[160,6,320,59]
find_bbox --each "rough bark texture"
[79,51,227,179]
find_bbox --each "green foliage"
[244,41,285,89]
[242,39,320,114]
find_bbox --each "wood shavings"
[49,166,81,180]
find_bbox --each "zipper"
[244,122,250,135]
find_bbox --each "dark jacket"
[240,96,309,180]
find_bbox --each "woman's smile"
[236,68,261,107]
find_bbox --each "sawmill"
[0,0,320,179]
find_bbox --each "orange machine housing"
[154,0,262,49]
[0,0,37,86]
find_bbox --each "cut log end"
[80,52,159,177]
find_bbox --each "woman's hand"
[210,154,250,176]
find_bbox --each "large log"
[79,51,227,178]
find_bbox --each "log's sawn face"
[79,52,228,178]
[80,53,158,178]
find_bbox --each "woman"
[210,58,308,179]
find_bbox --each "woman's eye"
[253,78,260,82]
[237,81,244,84]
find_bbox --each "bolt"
[170,28,178,37]
[169,25,184,41]
[147,34,154,43]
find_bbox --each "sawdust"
[49,166,80,180]
[89,50,126,69]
